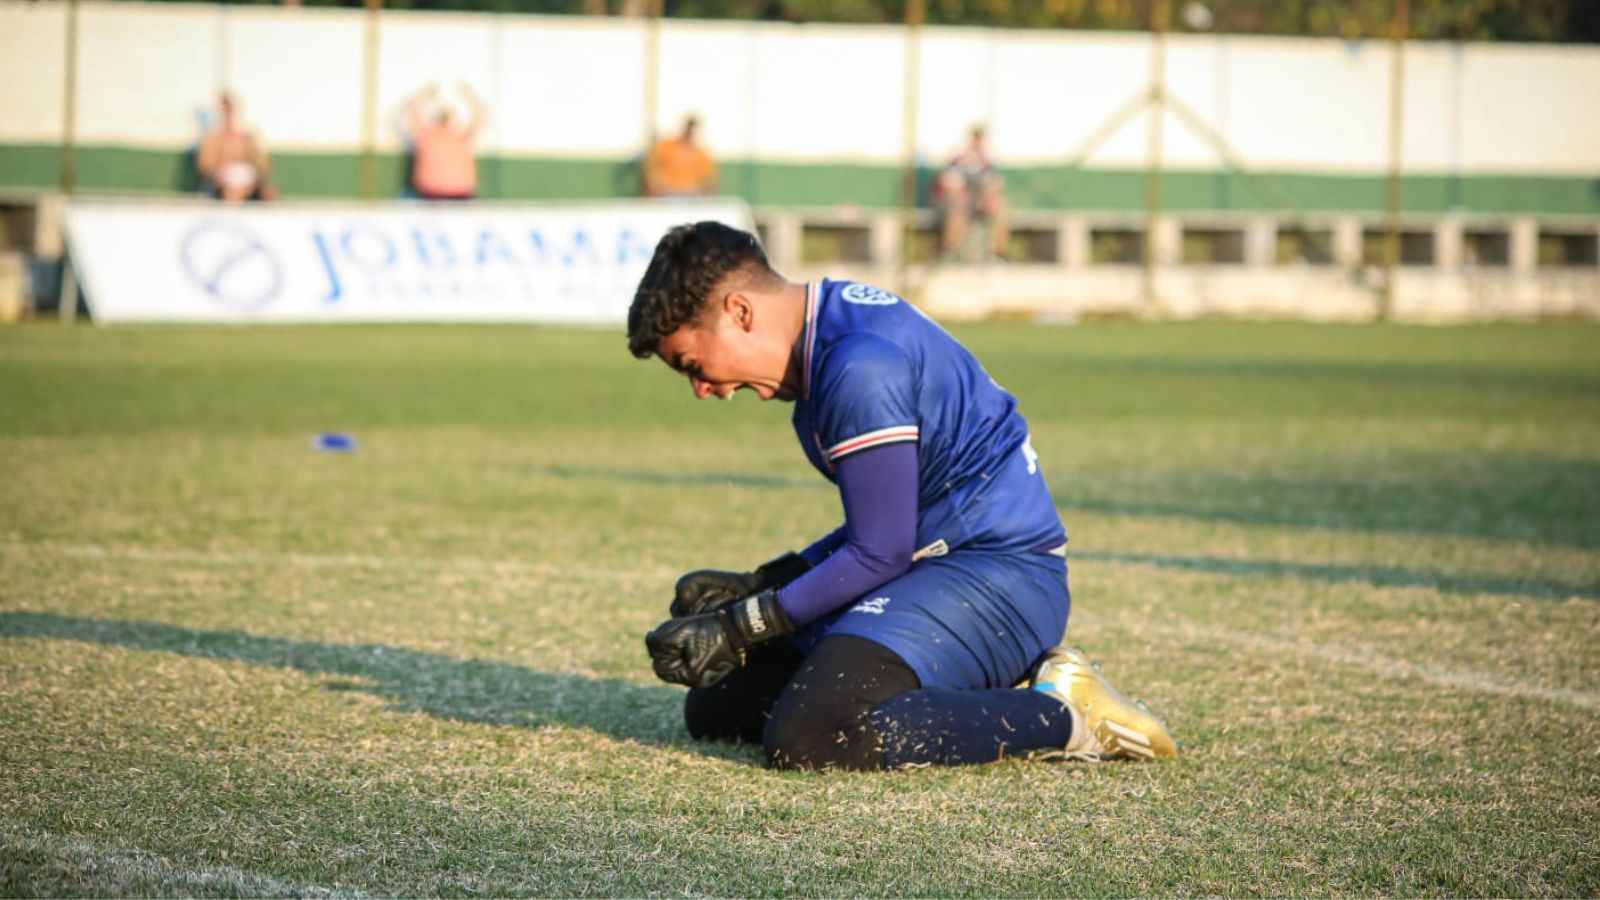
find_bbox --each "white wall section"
[1,1,1597,176]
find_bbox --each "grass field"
[2,320,1598,896]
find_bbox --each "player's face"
[656,306,789,402]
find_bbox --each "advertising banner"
[63,199,754,324]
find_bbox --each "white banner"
[63,199,754,324]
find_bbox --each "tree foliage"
[144,0,1600,43]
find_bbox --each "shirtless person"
[198,93,275,203]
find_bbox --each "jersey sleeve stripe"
[825,425,920,461]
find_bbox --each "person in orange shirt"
[644,115,718,197]
[404,83,487,201]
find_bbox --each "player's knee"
[681,685,713,736]
[762,700,883,771]
[682,687,730,741]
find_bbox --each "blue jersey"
[790,279,1066,556]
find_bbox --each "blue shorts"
[792,550,1070,691]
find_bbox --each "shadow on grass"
[544,456,1600,549]
[1058,455,1600,550]
[0,611,750,760]
[1073,550,1599,602]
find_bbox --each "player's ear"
[724,291,755,332]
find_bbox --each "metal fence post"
[1143,0,1170,315]
[1381,0,1408,321]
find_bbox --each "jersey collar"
[800,280,822,401]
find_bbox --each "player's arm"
[670,551,812,618]
[647,333,919,689]
[403,84,434,136]
[799,526,847,566]
[668,527,845,618]
[769,333,923,624]
[772,441,916,623]
[646,444,916,689]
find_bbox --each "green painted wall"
[0,145,62,192]
[3,142,1598,216]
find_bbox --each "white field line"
[0,540,676,582]
[2,825,368,898]
[1153,619,1600,712]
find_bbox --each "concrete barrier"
[788,261,1600,324]
[0,251,30,321]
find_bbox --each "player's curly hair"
[627,221,772,359]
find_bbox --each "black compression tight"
[682,634,1075,771]
[683,634,918,770]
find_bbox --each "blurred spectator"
[644,115,718,197]
[197,92,276,203]
[934,125,1010,261]
[405,83,487,201]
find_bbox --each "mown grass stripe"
[9,538,1595,712]
[0,540,675,581]
[1154,619,1600,712]
[1,824,367,899]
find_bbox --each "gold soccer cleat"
[1030,645,1179,761]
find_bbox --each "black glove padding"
[646,590,796,689]
[645,614,743,689]
[670,552,812,618]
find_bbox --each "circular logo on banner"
[180,220,284,312]
[840,283,899,306]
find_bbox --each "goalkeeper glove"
[670,552,811,618]
[646,590,795,689]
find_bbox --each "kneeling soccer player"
[629,221,1178,770]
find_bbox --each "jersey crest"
[839,283,900,305]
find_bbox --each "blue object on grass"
[314,432,358,453]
